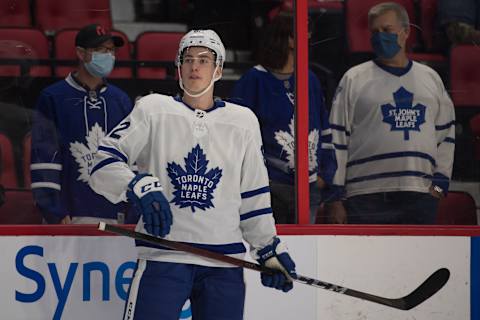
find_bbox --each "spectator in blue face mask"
[326,2,455,225]
[30,24,136,224]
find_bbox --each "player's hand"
[316,176,326,189]
[257,237,297,292]
[60,215,72,224]
[326,201,347,224]
[127,174,172,237]
[429,185,444,199]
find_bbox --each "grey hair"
[368,2,410,30]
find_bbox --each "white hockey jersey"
[89,94,277,267]
[329,60,455,198]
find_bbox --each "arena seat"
[418,0,438,52]
[135,32,184,79]
[22,132,31,188]
[449,45,480,108]
[0,189,42,224]
[35,0,112,35]
[436,191,478,225]
[0,133,18,188]
[0,28,51,77]
[408,0,447,64]
[54,29,132,79]
[0,0,31,27]
[470,114,480,160]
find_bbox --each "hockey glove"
[127,174,172,237]
[257,237,297,292]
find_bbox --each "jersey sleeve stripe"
[330,124,351,136]
[135,240,247,255]
[98,146,128,163]
[346,170,433,184]
[31,170,60,184]
[240,207,273,221]
[435,121,455,130]
[333,143,348,150]
[321,128,332,136]
[30,163,62,170]
[442,137,455,144]
[321,143,334,149]
[241,186,270,199]
[31,182,61,190]
[346,151,436,168]
[91,158,122,176]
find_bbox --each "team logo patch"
[167,144,222,212]
[274,117,319,172]
[381,87,426,140]
[70,123,105,183]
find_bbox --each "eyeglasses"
[89,46,116,54]
[182,57,215,66]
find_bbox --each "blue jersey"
[31,74,133,222]
[231,66,337,187]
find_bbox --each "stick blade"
[400,268,450,310]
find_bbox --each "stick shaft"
[98,223,448,310]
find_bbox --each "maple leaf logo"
[69,123,105,183]
[381,87,426,140]
[167,144,223,212]
[274,117,319,172]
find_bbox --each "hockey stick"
[98,222,449,310]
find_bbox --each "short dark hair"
[257,12,293,71]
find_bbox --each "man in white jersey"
[89,29,297,319]
[327,2,455,224]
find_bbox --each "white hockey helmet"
[175,29,225,68]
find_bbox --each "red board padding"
[0,224,479,236]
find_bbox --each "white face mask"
[84,52,115,78]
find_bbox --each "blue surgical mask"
[84,52,115,78]
[370,32,401,59]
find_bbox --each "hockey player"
[31,24,133,224]
[89,29,297,320]
[328,2,455,224]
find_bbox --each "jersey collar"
[67,72,108,95]
[373,59,413,77]
[174,96,226,112]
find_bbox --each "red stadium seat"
[418,0,437,52]
[0,0,31,27]
[35,0,112,35]
[0,28,51,77]
[136,32,184,79]
[0,190,42,224]
[345,0,418,54]
[470,114,480,160]
[54,29,132,79]
[407,0,447,64]
[450,45,480,108]
[0,133,18,188]
[436,191,478,225]
[23,132,31,188]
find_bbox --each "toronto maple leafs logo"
[167,145,223,212]
[69,123,105,183]
[381,87,426,140]
[274,117,319,172]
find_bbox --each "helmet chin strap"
[178,64,221,98]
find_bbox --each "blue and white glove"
[127,174,172,237]
[256,237,297,292]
